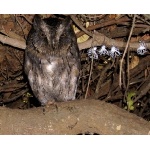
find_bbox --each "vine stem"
[119,15,136,88]
[84,52,94,99]
[84,30,96,99]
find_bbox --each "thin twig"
[18,14,33,25]
[119,15,136,88]
[15,15,26,40]
[0,89,28,103]
[133,77,150,103]
[84,30,96,99]
[70,15,93,37]
[76,16,130,38]
[95,63,111,96]
[136,15,150,26]
[84,53,94,99]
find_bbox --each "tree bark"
[0,99,150,135]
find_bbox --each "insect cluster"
[87,42,147,60]
[87,45,121,60]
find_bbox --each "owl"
[24,15,80,106]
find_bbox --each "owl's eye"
[40,33,45,37]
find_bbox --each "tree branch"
[78,31,150,51]
[0,99,149,135]
[0,33,26,49]
[0,30,150,53]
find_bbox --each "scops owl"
[24,15,81,106]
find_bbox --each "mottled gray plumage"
[24,15,80,106]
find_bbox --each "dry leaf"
[73,22,90,43]
[129,56,140,70]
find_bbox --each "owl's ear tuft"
[33,15,44,30]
